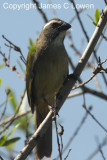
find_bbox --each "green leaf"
[0,64,5,69]
[3,137,20,146]
[0,136,6,146]
[29,38,33,47]
[7,123,20,139]
[95,9,100,24]
[0,124,20,148]
[8,88,17,111]
[16,59,25,74]
[0,78,2,88]
[87,14,97,26]
[28,38,38,53]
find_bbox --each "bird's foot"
[48,105,59,121]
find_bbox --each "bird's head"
[39,18,71,45]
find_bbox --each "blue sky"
[0,0,107,160]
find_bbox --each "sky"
[0,0,107,160]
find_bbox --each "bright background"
[0,0,107,160]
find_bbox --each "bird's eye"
[52,22,60,28]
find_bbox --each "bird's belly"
[34,53,68,106]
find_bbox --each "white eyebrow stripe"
[43,20,60,30]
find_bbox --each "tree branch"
[86,136,107,160]
[0,109,31,127]
[32,0,48,23]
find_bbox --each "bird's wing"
[26,50,36,113]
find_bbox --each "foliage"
[87,8,100,25]
[0,124,20,149]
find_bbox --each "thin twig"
[83,105,107,133]
[69,0,89,41]
[72,59,107,90]
[104,0,107,5]
[83,93,107,133]
[99,148,106,160]
[0,88,26,135]
[2,35,26,65]
[68,91,85,98]
[83,86,107,100]
[64,149,72,160]
[93,73,102,92]
[0,50,25,81]
[0,109,31,127]
[4,43,11,65]
[32,0,48,23]
[59,124,64,157]
[0,89,10,122]
[86,136,107,160]
[101,33,107,40]
[73,74,96,90]
[69,9,85,24]
[9,65,25,81]
[95,136,106,160]
[54,117,62,160]
[48,0,57,18]
[59,106,91,159]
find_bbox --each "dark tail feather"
[35,110,52,160]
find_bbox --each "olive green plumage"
[26,18,71,160]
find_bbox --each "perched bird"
[26,18,71,160]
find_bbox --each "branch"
[72,58,107,90]
[69,9,85,24]
[59,106,92,159]
[32,0,48,23]
[104,0,107,5]
[0,109,31,127]
[95,136,106,160]
[68,91,84,98]
[69,0,89,41]
[2,35,26,65]
[83,105,107,133]
[86,136,107,160]
[64,149,72,160]
[83,86,107,100]
[14,6,107,160]
[0,50,25,81]
[0,89,10,122]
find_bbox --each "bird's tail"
[35,110,52,160]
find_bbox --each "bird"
[26,18,71,160]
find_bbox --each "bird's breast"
[34,45,68,107]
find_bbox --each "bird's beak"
[63,22,71,30]
[58,22,71,31]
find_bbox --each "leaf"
[95,9,100,24]
[16,59,25,74]
[8,88,17,111]
[29,38,33,47]
[0,124,20,148]
[0,64,5,69]
[0,136,6,146]
[7,123,20,139]
[28,38,37,53]
[3,137,20,146]
[87,14,97,26]
[0,78,2,88]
